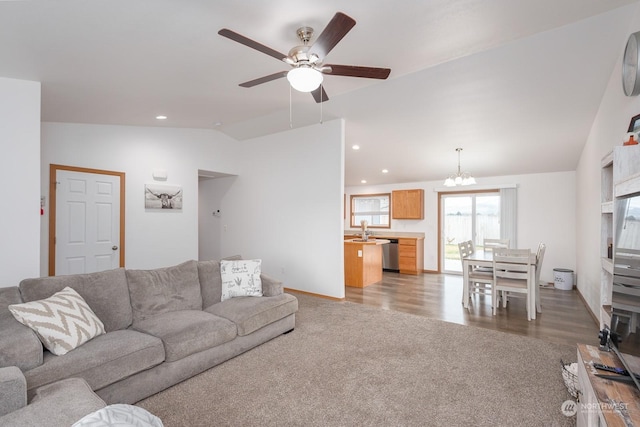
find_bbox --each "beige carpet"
[137,293,576,426]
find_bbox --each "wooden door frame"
[49,164,126,276]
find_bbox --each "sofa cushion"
[205,293,298,336]
[131,310,237,362]
[197,260,223,309]
[9,287,106,356]
[25,330,164,394]
[19,268,132,332]
[220,259,263,301]
[197,256,242,308]
[0,287,43,371]
[126,260,203,323]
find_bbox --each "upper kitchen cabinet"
[392,189,424,219]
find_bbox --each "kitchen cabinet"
[392,189,424,219]
[398,238,424,275]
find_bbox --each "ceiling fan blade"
[308,12,356,59]
[239,71,288,88]
[311,86,329,103]
[218,28,287,62]
[324,64,391,79]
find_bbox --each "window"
[441,191,501,273]
[350,193,390,228]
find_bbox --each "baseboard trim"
[284,288,345,301]
[576,287,599,327]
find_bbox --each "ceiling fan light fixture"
[287,66,323,92]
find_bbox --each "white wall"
[576,3,640,318]
[0,77,41,286]
[219,120,346,298]
[41,120,345,299]
[346,170,576,284]
[41,123,241,271]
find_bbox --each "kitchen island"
[344,238,390,288]
[344,232,425,275]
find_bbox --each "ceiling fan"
[218,12,391,103]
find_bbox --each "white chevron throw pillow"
[9,286,105,356]
[72,404,163,427]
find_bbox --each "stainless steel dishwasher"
[382,239,399,272]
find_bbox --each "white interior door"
[55,169,121,275]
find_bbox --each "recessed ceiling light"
[156,115,167,120]
[382,169,389,174]
[213,122,222,127]
[352,145,360,150]
[361,179,367,184]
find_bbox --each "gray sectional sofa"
[0,258,298,425]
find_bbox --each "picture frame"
[628,114,640,132]
[145,184,183,210]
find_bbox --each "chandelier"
[443,148,476,187]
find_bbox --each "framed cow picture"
[144,184,183,210]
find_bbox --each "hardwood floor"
[344,271,640,356]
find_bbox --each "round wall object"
[623,31,640,96]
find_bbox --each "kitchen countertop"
[344,238,390,245]
[344,231,425,239]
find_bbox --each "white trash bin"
[553,268,574,290]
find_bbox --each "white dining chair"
[458,240,493,306]
[535,243,546,314]
[483,238,510,252]
[458,240,474,259]
[492,249,534,321]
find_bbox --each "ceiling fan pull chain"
[320,84,323,124]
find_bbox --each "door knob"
[112,246,118,250]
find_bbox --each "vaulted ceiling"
[0,0,638,185]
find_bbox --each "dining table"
[462,249,539,319]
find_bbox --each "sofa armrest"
[260,274,283,297]
[0,378,106,427]
[0,287,43,371]
[0,366,26,417]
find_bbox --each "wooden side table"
[577,343,640,426]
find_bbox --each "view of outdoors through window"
[617,194,640,251]
[442,193,500,273]
[351,194,390,228]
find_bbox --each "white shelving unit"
[600,151,614,328]
[600,145,640,328]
